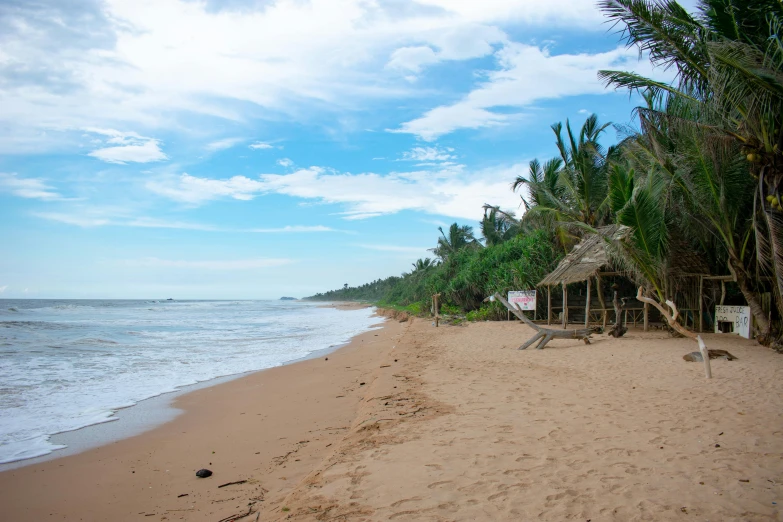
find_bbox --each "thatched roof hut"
[538,225,630,287]
[536,225,713,331]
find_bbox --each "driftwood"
[683,349,737,362]
[635,287,713,379]
[609,286,627,338]
[218,480,248,488]
[491,293,597,350]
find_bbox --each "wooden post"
[643,301,649,331]
[433,294,440,327]
[697,335,712,379]
[562,283,568,328]
[547,286,552,326]
[698,276,704,333]
[585,278,592,328]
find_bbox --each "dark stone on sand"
[196,469,213,478]
[683,349,738,362]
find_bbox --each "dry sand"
[1,315,782,521]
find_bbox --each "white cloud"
[247,225,340,233]
[206,138,244,151]
[277,158,294,168]
[394,44,671,140]
[33,210,341,233]
[400,146,455,162]
[386,24,506,75]
[359,244,431,253]
[0,286,6,293]
[125,257,293,270]
[147,163,524,221]
[249,142,274,150]
[0,0,624,152]
[146,173,266,204]
[0,173,63,200]
[32,212,111,227]
[85,128,168,164]
[33,212,216,230]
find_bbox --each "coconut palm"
[431,223,478,261]
[411,258,436,272]
[480,207,520,246]
[510,114,612,251]
[598,0,783,340]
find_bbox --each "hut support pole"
[547,286,552,325]
[562,284,568,328]
[644,302,649,331]
[698,276,704,333]
[585,278,592,328]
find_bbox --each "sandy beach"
[1,314,782,521]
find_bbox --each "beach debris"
[177,493,189,498]
[739,479,750,483]
[488,293,597,349]
[715,444,721,448]
[218,480,247,488]
[195,469,213,478]
[635,287,714,378]
[683,349,737,362]
[609,285,628,338]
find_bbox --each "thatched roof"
[667,241,711,278]
[538,226,712,287]
[538,225,630,286]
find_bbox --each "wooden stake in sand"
[432,293,441,327]
[635,287,713,379]
[697,336,712,379]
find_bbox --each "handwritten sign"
[714,305,751,339]
[508,290,537,311]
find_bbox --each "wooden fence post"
[585,278,592,328]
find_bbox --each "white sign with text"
[508,290,537,311]
[714,305,751,339]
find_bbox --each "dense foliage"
[309,1,782,343]
[309,230,562,319]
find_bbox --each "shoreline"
[2,315,781,521]
[0,309,401,521]
[0,301,379,473]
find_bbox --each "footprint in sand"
[427,480,453,489]
[390,497,421,508]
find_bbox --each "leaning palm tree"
[430,223,478,261]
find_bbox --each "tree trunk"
[729,256,771,341]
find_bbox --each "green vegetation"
[309,230,562,321]
[309,0,782,343]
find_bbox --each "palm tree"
[598,0,782,340]
[510,114,612,250]
[431,223,478,261]
[480,207,520,246]
[411,258,436,272]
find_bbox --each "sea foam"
[0,299,378,464]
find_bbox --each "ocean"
[0,299,379,465]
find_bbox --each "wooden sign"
[508,290,536,311]
[714,305,751,339]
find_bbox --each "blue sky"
[0,0,697,299]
